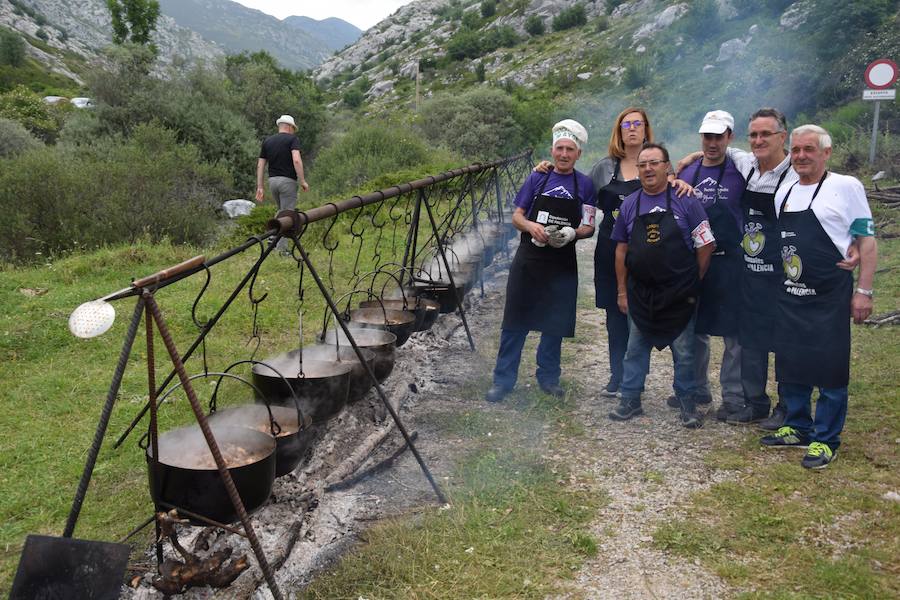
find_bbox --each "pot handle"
[215,359,311,433]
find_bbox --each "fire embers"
[150,510,250,595]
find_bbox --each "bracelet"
[855,287,873,297]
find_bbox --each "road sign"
[864,59,898,90]
[863,89,896,100]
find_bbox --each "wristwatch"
[855,287,874,297]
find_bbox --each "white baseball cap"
[552,119,588,149]
[276,114,297,129]
[698,110,734,134]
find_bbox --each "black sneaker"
[609,398,643,421]
[539,382,565,398]
[759,401,787,431]
[667,393,712,408]
[715,403,741,422]
[801,442,836,469]
[485,386,510,403]
[600,378,620,398]
[726,404,770,425]
[679,400,703,429]
[760,426,809,449]
[666,395,680,409]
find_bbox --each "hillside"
[315,0,900,162]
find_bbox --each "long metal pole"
[869,100,881,165]
[144,292,284,600]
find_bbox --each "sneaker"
[715,403,741,422]
[726,404,770,425]
[600,378,620,398]
[539,382,565,398]
[801,442,835,469]
[760,426,809,449]
[759,401,787,431]
[679,400,703,429]
[609,398,643,421]
[485,386,510,403]
[667,393,713,408]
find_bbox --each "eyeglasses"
[747,130,785,140]
[636,159,667,168]
[621,120,644,129]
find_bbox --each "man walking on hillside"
[256,114,309,251]
[761,124,877,470]
[676,110,747,421]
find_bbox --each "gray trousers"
[741,346,777,410]
[269,176,298,250]
[694,333,743,406]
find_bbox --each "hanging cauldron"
[361,296,440,332]
[346,304,416,347]
[146,423,276,525]
[300,344,377,403]
[321,327,397,383]
[252,354,352,424]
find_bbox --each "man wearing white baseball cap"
[256,115,309,250]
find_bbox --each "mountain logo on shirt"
[545,185,575,199]
[781,245,802,282]
[697,176,719,188]
[742,222,765,257]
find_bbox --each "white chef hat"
[552,119,588,149]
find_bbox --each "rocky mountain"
[156,0,361,71]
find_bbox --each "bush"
[0,84,63,141]
[623,57,653,90]
[525,15,545,36]
[553,4,587,32]
[447,30,484,60]
[594,15,609,33]
[462,10,482,30]
[0,27,25,67]
[0,122,229,263]
[0,116,41,157]
[481,0,497,18]
[343,88,364,108]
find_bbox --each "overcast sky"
[231,0,416,30]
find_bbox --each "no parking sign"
[863,59,896,164]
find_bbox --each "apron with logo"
[625,187,700,350]
[594,160,642,309]
[690,159,742,336]
[738,167,789,351]
[774,173,853,388]
[502,172,583,337]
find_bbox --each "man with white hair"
[761,124,877,469]
[256,114,309,251]
[486,119,596,403]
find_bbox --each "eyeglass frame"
[636,159,668,168]
[747,129,786,140]
[621,120,644,129]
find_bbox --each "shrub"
[343,88,364,108]
[481,0,497,18]
[605,0,626,14]
[0,27,26,67]
[0,122,228,263]
[462,10,482,30]
[623,57,653,90]
[0,116,41,157]
[553,4,587,32]
[447,30,484,60]
[525,15,545,36]
[594,15,609,33]
[0,84,62,141]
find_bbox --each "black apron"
[690,159,742,336]
[625,187,700,350]
[502,172,583,337]
[774,173,853,388]
[594,160,641,308]
[738,167,789,351]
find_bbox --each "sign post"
[863,58,898,165]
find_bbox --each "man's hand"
[671,179,695,198]
[533,160,553,174]
[837,242,860,271]
[851,292,873,324]
[531,224,555,247]
[547,226,576,248]
[617,291,628,315]
[255,186,265,203]
[300,180,309,192]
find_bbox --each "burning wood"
[151,510,250,595]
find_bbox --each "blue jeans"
[781,383,848,450]
[620,313,696,404]
[492,328,562,391]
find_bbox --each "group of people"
[486,108,878,470]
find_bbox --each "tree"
[106,0,160,47]
[553,4,587,31]
[525,15,545,36]
[0,27,26,67]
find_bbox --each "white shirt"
[727,148,798,193]
[774,172,872,258]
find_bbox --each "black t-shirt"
[260,132,302,179]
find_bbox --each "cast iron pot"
[252,355,352,424]
[301,344,377,403]
[146,423,276,525]
[346,306,416,347]
[413,277,467,314]
[321,327,397,383]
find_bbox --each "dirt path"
[127,238,745,599]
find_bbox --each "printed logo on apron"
[781,244,803,283]
[646,223,661,244]
[742,222,765,257]
[536,210,549,224]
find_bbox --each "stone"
[716,37,750,62]
[576,72,592,80]
[222,199,255,218]
[632,3,689,41]
[780,1,811,30]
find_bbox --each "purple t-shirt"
[678,158,746,234]
[514,170,596,215]
[611,186,711,251]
